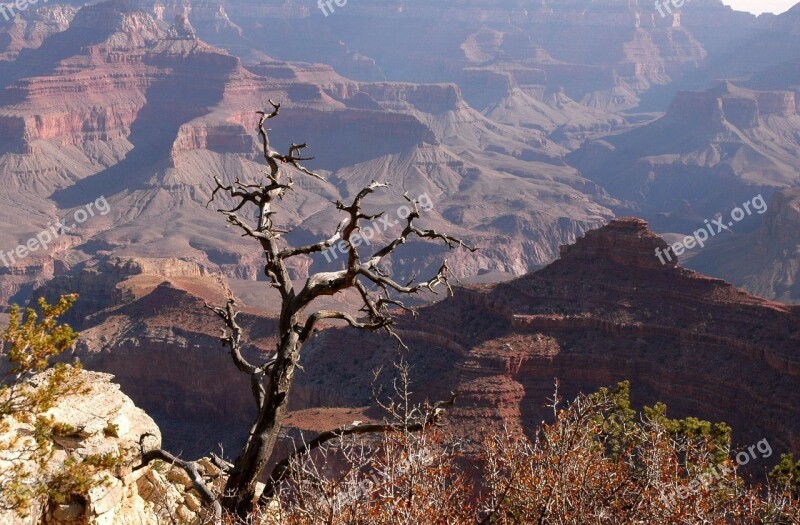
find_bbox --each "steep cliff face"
[0,370,162,524]
[180,0,716,111]
[558,217,675,269]
[568,82,800,233]
[0,5,77,62]
[698,3,800,79]
[450,219,800,452]
[34,256,215,329]
[242,0,797,100]
[759,188,800,249]
[292,218,800,457]
[667,82,796,125]
[70,275,272,457]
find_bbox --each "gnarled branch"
[201,107,474,517]
[205,300,275,412]
[259,393,457,503]
[135,433,223,521]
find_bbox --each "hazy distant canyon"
[1,0,799,458]
[0,0,798,306]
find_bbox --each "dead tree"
[203,102,474,519]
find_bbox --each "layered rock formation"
[292,218,800,458]
[2,0,798,314]
[0,0,798,489]
[0,370,162,524]
[172,0,800,114]
[54,218,800,465]
[558,216,676,268]
[0,5,77,62]
[69,275,273,457]
[0,0,619,312]
[568,82,800,232]
[36,256,216,329]
[181,0,715,108]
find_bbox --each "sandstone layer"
[293,218,800,458]
[46,219,800,468]
[0,0,618,311]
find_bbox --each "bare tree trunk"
[204,103,475,520]
[222,330,299,517]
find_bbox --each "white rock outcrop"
[0,370,209,525]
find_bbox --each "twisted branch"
[259,393,457,503]
[201,107,475,515]
[204,300,276,413]
[135,434,223,520]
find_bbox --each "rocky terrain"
[0,369,251,524]
[32,219,799,465]
[0,0,799,503]
[41,260,273,456]
[568,82,800,232]
[0,370,160,523]
[0,0,798,309]
[33,253,377,456]
[150,0,798,114]
[0,0,798,312]
[293,219,800,456]
[158,0,728,108]
[0,0,626,310]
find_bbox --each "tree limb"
[135,433,223,520]
[298,309,389,342]
[200,107,475,518]
[259,393,457,503]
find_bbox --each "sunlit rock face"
[291,219,800,458]
[0,370,163,525]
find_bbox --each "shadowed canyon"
[1,1,799,517]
